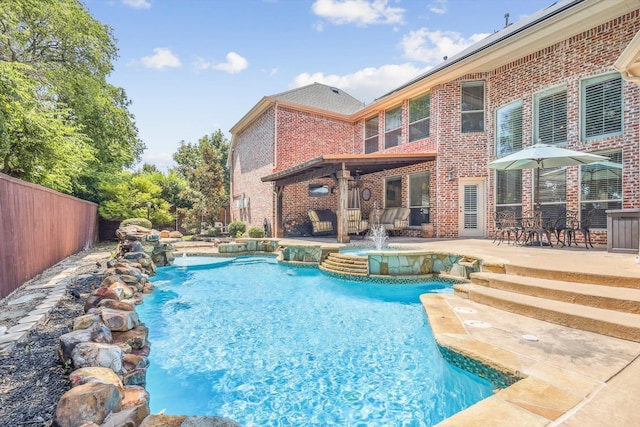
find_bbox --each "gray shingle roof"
[270,82,365,115]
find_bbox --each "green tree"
[98,170,173,227]
[173,130,230,232]
[0,0,144,197]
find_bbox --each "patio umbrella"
[488,143,608,207]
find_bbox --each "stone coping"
[422,294,612,427]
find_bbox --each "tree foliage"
[173,130,230,232]
[0,0,144,197]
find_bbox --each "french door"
[458,178,486,237]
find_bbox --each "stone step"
[321,259,368,274]
[504,264,640,289]
[467,286,640,342]
[470,272,640,314]
[319,264,368,277]
[326,253,368,265]
[323,257,368,268]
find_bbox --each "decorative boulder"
[53,382,122,427]
[102,404,150,427]
[70,367,125,399]
[71,342,123,373]
[169,230,183,238]
[59,324,113,364]
[100,308,140,332]
[112,325,148,350]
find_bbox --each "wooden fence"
[0,173,98,299]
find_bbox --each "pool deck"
[174,237,640,426]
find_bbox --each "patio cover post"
[337,168,350,243]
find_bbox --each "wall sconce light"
[330,186,336,194]
[448,168,456,182]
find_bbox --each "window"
[461,81,484,132]
[385,106,402,148]
[535,86,567,145]
[580,150,622,228]
[385,177,402,208]
[308,184,329,197]
[581,73,623,140]
[364,116,379,153]
[536,166,566,218]
[409,94,430,142]
[495,170,522,218]
[408,172,430,226]
[496,100,522,157]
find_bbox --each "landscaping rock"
[122,385,150,408]
[53,382,122,427]
[70,342,123,373]
[112,325,148,349]
[69,366,125,399]
[100,308,140,332]
[102,403,150,427]
[59,324,113,363]
[98,299,135,311]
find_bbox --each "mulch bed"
[0,253,108,426]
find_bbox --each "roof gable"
[270,83,364,115]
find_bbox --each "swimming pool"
[137,256,493,426]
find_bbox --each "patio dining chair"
[493,210,520,245]
[551,210,578,247]
[567,208,597,249]
[521,209,553,247]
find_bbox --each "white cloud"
[429,0,447,14]
[122,0,151,9]
[213,52,248,74]
[141,151,175,172]
[196,52,248,74]
[291,63,430,104]
[400,28,489,64]
[140,48,181,69]
[312,0,405,27]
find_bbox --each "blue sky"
[85,0,554,171]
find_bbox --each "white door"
[458,178,486,237]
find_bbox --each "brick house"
[229,0,640,245]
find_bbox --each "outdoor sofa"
[370,207,411,233]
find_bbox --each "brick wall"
[231,107,276,229]
[231,9,640,243]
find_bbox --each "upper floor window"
[461,81,484,133]
[385,106,402,149]
[581,73,623,141]
[409,94,430,142]
[496,100,522,157]
[364,116,379,154]
[534,86,567,145]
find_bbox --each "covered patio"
[261,152,436,243]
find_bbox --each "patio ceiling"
[261,152,436,187]
[615,29,640,85]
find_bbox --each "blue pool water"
[137,256,493,426]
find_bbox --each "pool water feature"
[138,256,494,426]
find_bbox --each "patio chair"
[551,210,577,247]
[493,210,520,245]
[521,209,553,247]
[568,208,597,249]
[346,208,369,236]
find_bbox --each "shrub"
[248,226,265,238]
[228,221,246,237]
[120,218,152,229]
[206,227,221,237]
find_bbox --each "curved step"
[468,286,640,342]
[476,272,640,314]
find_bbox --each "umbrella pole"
[535,167,541,211]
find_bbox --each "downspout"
[273,103,278,236]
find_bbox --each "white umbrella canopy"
[488,143,609,207]
[487,143,609,170]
